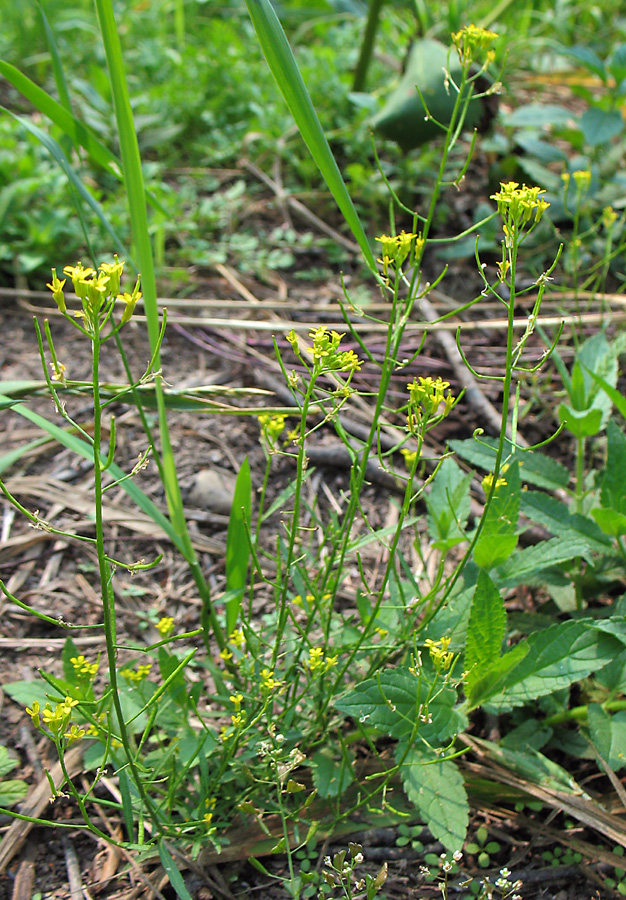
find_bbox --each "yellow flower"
[425,636,454,673]
[156,616,174,637]
[260,668,283,692]
[63,262,96,299]
[121,664,152,683]
[118,279,142,326]
[98,256,124,296]
[25,701,41,728]
[229,629,245,648]
[230,693,243,711]
[46,269,67,313]
[63,724,86,744]
[375,231,422,273]
[490,182,549,231]
[306,647,338,675]
[452,24,498,66]
[70,655,99,678]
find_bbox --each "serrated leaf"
[600,421,626,513]
[399,747,468,850]
[334,668,466,744]
[474,461,520,569]
[311,747,354,798]
[487,621,622,711]
[588,703,626,771]
[465,642,529,710]
[466,571,506,690]
[521,492,611,554]
[449,438,569,490]
[425,458,472,550]
[495,536,594,587]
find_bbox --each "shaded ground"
[0,207,624,899]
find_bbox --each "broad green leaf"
[225,457,252,634]
[600,421,626,514]
[0,779,28,808]
[244,0,375,270]
[465,571,505,698]
[558,404,602,438]
[495,536,594,587]
[0,746,19,778]
[464,642,528,710]
[585,366,626,423]
[521,492,611,554]
[504,103,575,128]
[3,681,47,708]
[62,637,81,683]
[474,460,520,569]
[592,508,626,537]
[334,668,467,744]
[580,108,624,146]
[399,747,468,850]
[311,747,354,798]
[608,44,626,85]
[588,703,626,771]
[426,457,472,551]
[449,438,569,490]
[371,39,488,152]
[471,736,584,793]
[487,621,622,711]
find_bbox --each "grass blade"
[244,0,376,270]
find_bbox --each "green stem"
[352,0,385,92]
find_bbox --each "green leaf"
[0,746,19,778]
[2,109,130,262]
[521,492,611,554]
[425,458,472,551]
[588,703,626,771]
[311,747,354,798]
[62,637,81,683]
[2,681,47,709]
[449,438,569,490]
[592,508,626,537]
[558,403,603,438]
[474,461,520,569]
[600,421,626,514]
[465,571,505,698]
[334,668,466,745]
[465,642,529,710]
[158,840,195,900]
[487,621,622,711]
[471,736,583,792]
[399,747,468,851]
[0,779,29,808]
[225,456,252,634]
[371,39,488,152]
[244,0,375,269]
[495,536,595,586]
[580,108,624,146]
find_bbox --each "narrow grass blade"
[157,840,195,900]
[225,457,252,634]
[244,0,376,270]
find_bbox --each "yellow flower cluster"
[260,668,283,693]
[46,258,140,328]
[375,231,423,275]
[258,413,287,446]
[121,663,152,683]
[304,325,363,373]
[70,654,99,678]
[452,24,498,66]
[424,636,454,673]
[306,647,338,675]
[490,182,550,231]
[155,616,175,637]
[26,696,81,740]
[407,376,455,432]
